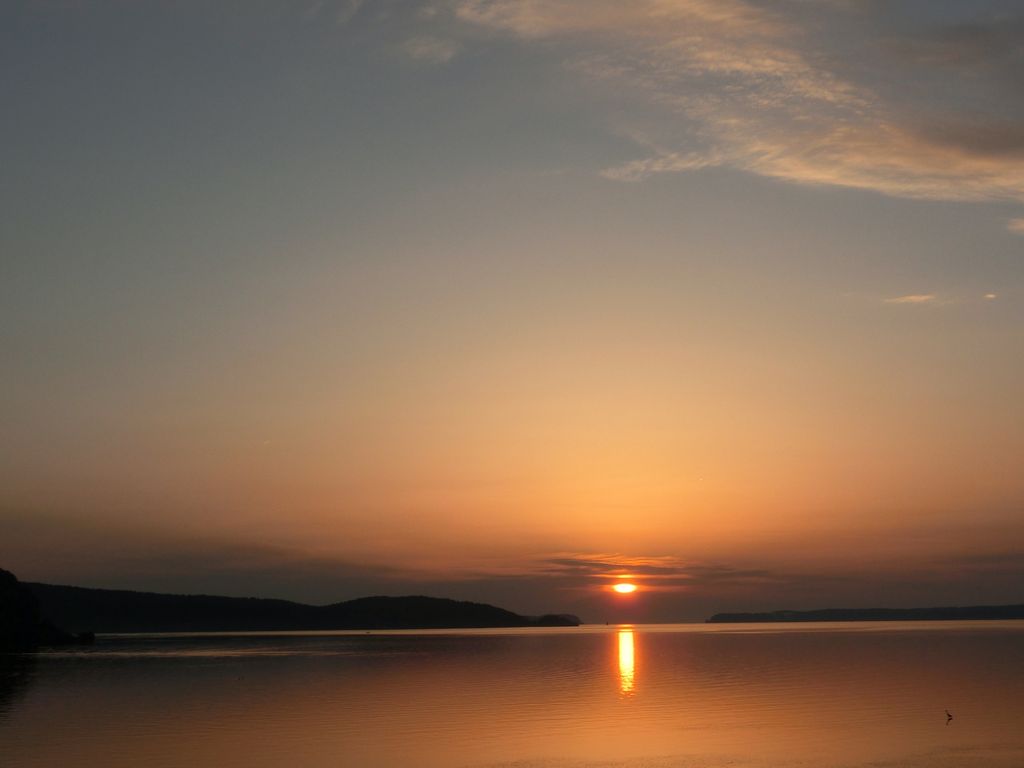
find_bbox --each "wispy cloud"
[1008,218,1024,234]
[335,0,365,25]
[884,294,937,305]
[453,1,1024,208]
[539,552,794,590]
[600,150,722,182]
[402,35,460,63]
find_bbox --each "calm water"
[2,622,1024,768]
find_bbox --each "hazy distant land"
[707,605,1024,623]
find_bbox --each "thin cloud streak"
[599,150,722,182]
[884,294,937,305]
[537,552,808,591]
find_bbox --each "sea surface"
[2,622,1023,768]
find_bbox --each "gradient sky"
[3,0,1023,621]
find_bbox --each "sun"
[612,583,638,594]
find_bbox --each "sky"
[2,0,1023,622]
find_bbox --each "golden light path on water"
[617,628,635,694]
[6,626,1024,768]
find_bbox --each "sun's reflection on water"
[617,628,635,694]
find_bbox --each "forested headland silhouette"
[18,577,580,634]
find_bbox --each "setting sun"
[613,583,638,594]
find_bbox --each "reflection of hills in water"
[0,654,35,723]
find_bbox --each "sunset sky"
[3,0,1023,621]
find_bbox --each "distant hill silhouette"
[25,581,581,634]
[707,605,1024,623]
[0,569,93,649]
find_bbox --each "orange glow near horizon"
[8,0,1024,625]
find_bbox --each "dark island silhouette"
[18,577,581,634]
[0,569,94,650]
[707,605,1024,623]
